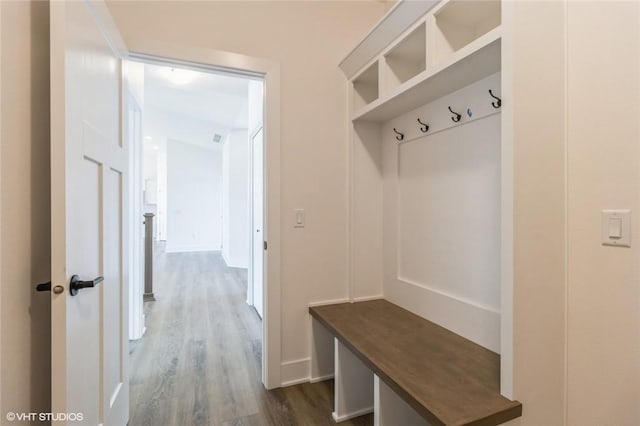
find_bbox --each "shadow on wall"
[29,0,52,416]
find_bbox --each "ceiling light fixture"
[160,67,197,85]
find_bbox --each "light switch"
[602,209,631,247]
[608,217,622,239]
[294,209,305,228]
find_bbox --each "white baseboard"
[352,294,384,303]
[387,277,500,352]
[308,298,350,308]
[280,358,310,387]
[310,373,334,383]
[165,244,220,253]
[221,252,248,269]
[332,407,374,423]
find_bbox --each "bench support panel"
[310,317,335,382]
[374,375,430,426]
[333,338,374,422]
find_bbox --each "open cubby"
[383,22,427,92]
[433,0,501,64]
[352,61,379,111]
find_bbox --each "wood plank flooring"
[129,247,372,426]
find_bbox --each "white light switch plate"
[602,209,631,247]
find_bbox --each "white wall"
[0,0,51,416]
[107,0,391,382]
[144,105,230,240]
[566,2,640,424]
[504,1,640,425]
[222,129,249,268]
[166,138,222,253]
[502,1,567,422]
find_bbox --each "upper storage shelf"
[354,29,500,123]
[353,61,379,110]
[383,22,426,92]
[342,0,502,123]
[432,0,501,65]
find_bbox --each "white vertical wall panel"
[333,338,374,422]
[397,114,501,310]
[381,74,502,352]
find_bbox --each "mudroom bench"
[309,300,522,425]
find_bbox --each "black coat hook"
[489,89,502,108]
[417,118,429,133]
[393,128,404,141]
[448,106,462,123]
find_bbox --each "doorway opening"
[124,57,267,419]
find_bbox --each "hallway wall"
[504,1,640,425]
[566,2,640,424]
[0,0,51,417]
[222,129,249,268]
[166,139,223,253]
[106,0,392,382]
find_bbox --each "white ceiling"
[144,62,250,130]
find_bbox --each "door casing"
[127,46,281,389]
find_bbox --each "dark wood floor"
[129,247,373,426]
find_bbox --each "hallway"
[129,248,373,425]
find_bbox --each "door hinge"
[263,241,268,250]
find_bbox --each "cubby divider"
[383,22,427,92]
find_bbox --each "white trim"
[308,298,350,308]
[338,0,438,79]
[347,81,354,302]
[332,407,374,423]
[164,244,221,254]
[280,358,310,387]
[352,294,384,303]
[310,374,334,384]
[562,0,569,422]
[396,277,499,315]
[386,278,500,353]
[124,87,144,342]
[124,40,282,389]
[221,252,248,270]
[0,2,3,418]
[500,0,515,399]
[85,0,127,58]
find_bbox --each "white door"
[50,2,129,425]
[251,127,264,318]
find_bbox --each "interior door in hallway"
[50,1,129,424]
[251,127,264,318]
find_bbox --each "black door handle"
[70,275,104,296]
[36,281,52,292]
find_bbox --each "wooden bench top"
[309,299,522,426]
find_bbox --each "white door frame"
[124,86,144,341]
[127,42,281,389]
[0,3,3,417]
